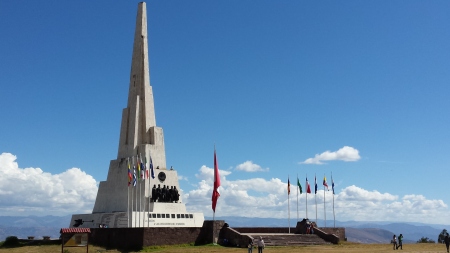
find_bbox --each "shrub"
[417,237,435,243]
[2,236,20,247]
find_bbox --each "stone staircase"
[243,233,331,246]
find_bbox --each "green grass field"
[0,242,448,253]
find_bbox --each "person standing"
[247,238,254,253]
[257,236,265,253]
[397,234,403,250]
[445,234,450,253]
[392,234,397,250]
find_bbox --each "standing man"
[397,234,403,250]
[257,236,265,253]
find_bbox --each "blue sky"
[1,1,450,225]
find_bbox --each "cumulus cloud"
[301,146,361,164]
[2,152,450,224]
[235,161,269,172]
[0,152,98,216]
[182,166,450,224]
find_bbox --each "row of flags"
[126,154,155,187]
[288,175,335,195]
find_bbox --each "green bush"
[417,237,435,243]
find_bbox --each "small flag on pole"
[332,176,335,194]
[315,175,318,194]
[297,177,302,194]
[140,154,145,179]
[127,158,132,186]
[288,177,291,195]
[306,177,311,193]
[323,175,329,190]
[133,167,137,187]
[137,155,141,180]
[149,156,155,179]
[145,156,149,179]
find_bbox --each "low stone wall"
[233,227,295,234]
[219,227,252,247]
[88,220,344,249]
[319,227,346,242]
[89,220,225,250]
[313,227,340,244]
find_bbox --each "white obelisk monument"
[70,2,204,228]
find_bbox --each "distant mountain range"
[0,215,71,241]
[0,215,448,244]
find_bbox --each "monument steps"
[247,234,331,246]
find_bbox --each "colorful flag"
[132,157,136,185]
[140,154,144,179]
[211,148,221,212]
[314,175,318,194]
[127,158,132,186]
[297,177,302,194]
[145,156,149,179]
[332,176,335,195]
[288,177,291,195]
[323,175,329,190]
[149,156,155,179]
[133,167,137,187]
[137,155,141,180]
[306,177,311,193]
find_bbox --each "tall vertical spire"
[118,2,157,158]
[75,3,203,227]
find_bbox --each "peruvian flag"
[211,148,221,212]
[306,177,311,194]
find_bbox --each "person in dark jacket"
[396,234,403,250]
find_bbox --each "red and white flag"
[306,177,311,194]
[211,149,221,212]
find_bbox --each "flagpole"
[332,172,335,228]
[305,176,308,219]
[213,211,216,244]
[296,174,299,222]
[128,180,130,227]
[315,174,317,225]
[145,152,149,228]
[127,158,130,227]
[288,175,290,234]
[213,145,216,244]
[134,157,137,228]
[131,182,134,227]
[138,155,143,227]
[131,156,134,228]
[324,174,326,228]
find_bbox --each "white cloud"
[182,166,450,224]
[2,152,450,225]
[0,152,98,216]
[301,146,361,164]
[235,161,269,172]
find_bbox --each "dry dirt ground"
[0,243,448,253]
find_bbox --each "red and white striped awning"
[60,228,91,234]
